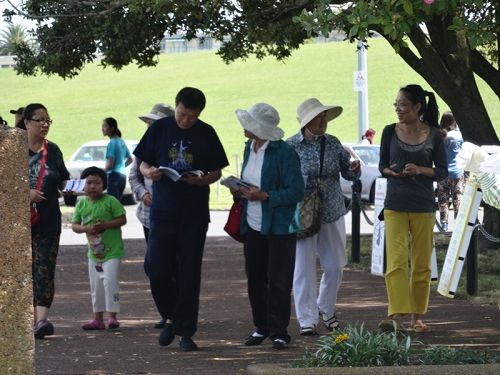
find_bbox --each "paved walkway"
[36,234,500,374]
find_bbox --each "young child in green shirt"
[72,166,127,330]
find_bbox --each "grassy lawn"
[2,38,499,159]
[347,230,500,307]
[2,38,499,208]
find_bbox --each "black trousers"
[244,228,296,342]
[146,218,208,337]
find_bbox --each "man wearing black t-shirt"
[134,87,229,351]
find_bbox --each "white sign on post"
[353,70,367,92]
[371,178,386,276]
[438,181,482,298]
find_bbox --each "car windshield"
[352,146,379,166]
[73,146,107,162]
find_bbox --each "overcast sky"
[0,0,36,32]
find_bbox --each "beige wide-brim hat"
[235,103,284,141]
[296,98,343,129]
[138,103,175,123]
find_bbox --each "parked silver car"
[340,144,381,203]
[66,140,139,204]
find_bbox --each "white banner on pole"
[438,182,482,298]
[353,70,367,92]
[371,178,386,276]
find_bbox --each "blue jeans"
[107,172,126,202]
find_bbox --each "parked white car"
[340,144,381,203]
[66,140,139,204]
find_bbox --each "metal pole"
[351,179,362,263]
[466,228,478,296]
[357,41,369,143]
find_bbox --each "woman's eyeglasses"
[30,118,53,126]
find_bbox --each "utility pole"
[355,40,369,143]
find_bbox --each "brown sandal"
[409,320,429,332]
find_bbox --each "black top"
[29,140,70,233]
[133,116,228,222]
[379,124,448,212]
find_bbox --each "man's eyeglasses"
[30,118,53,126]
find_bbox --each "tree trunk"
[397,17,500,146]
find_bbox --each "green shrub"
[294,324,499,368]
[294,323,413,368]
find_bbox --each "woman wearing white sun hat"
[232,102,304,350]
[287,98,361,336]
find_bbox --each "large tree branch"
[471,50,500,98]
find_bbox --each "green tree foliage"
[0,23,31,55]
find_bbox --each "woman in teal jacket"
[232,103,304,350]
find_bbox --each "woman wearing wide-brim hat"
[232,102,304,350]
[287,98,361,336]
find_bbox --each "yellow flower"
[335,333,349,344]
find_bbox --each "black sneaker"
[154,318,166,329]
[244,331,267,346]
[272,338,287,350]
[179,336,198,352]
[34,319,54,339]
[158,323,175,346]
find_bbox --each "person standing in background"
[361,128,376,144]
[128,103,174,329]
[102,117,133,202]
[436,111,466,231]
[10,107,25,129]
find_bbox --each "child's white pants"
[88,258,121,313]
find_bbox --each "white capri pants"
[88,258,121,313]
[293,217,347,327]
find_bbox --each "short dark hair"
[439,111,456,131]
[80,166,107,190]
[175,87,206,111]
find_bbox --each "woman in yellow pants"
[378,84,448,332]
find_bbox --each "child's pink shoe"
[107,317,120,330]
[82,320,106,330]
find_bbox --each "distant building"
[0,55,16,68]
[160,34,221,54]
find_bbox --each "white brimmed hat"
[138,103,174,123]
[296,98,343,129]
[235,103,284,141]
